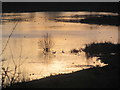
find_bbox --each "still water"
[1,11,118,85]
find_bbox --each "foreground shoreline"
[4,42,119,88]
[6,65,119,88]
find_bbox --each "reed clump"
[38,33,54,53]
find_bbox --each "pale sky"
[1,0,119,2]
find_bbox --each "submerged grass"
[70,48,81,54]
[38,33,55,53]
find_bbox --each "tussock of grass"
[70,48,81,54]
[38,33,54,53]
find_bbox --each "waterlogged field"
[1,11,118,86]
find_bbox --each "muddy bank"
[5,42,119,88]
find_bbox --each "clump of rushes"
[38,33,54,53]
[70,48,81,54]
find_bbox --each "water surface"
[1,11,118,85]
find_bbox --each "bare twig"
[0,22,18,56]
[2,67,11,84]
[8,43,16,66]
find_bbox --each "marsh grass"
[70,48,81,54]
[38,33,55,54]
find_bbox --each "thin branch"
[0,22,19,56]
[8,43,16,67]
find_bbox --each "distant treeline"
[2,2,119,13]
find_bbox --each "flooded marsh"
[1,11,119,87]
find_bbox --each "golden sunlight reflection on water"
[1,12,118,85]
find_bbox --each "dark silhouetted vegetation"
[83,42,120,58]
[82,42,120,69]
[80,15,119,26]
[54,15,119,26]
[70,49,81,53]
